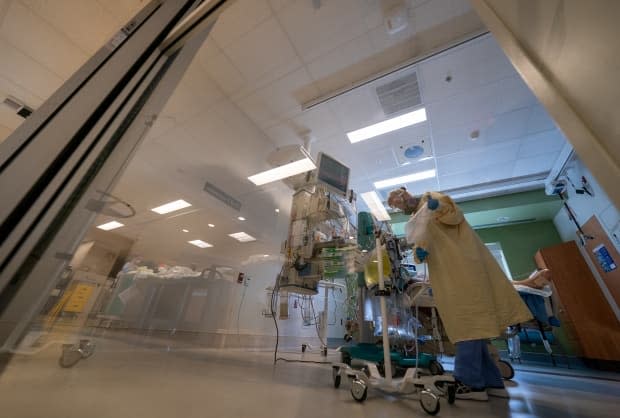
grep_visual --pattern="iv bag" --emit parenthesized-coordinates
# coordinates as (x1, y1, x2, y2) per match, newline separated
(363, 246, 392, 287)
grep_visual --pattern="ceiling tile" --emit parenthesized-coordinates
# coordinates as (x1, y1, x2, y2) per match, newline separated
(195, 36, 222, 64)
(366, 16, 416, 53)
(275, 0, 370, 62)
(292, 105, 341, 142)
(436, 139, 521, 177)
(235, 67, 319, 129)
(0, 39, 64, 99)
(210, 0, 273, 47)
(485, 106, 530, 142)
(368, 156, 437, 185)
(1, 1, 88, 79)
(493, 75, 538, 115)
(418, 35, 515, 104)
(0, 105, 24, 130)
(223, 17, 301, 86)
(96, 0, 145, 26)
(0, 123, 12, 143)
(439, 160, 516, 191)
(0, 73, 44, 107)
(512, 152, 558, 177)
(412, 0, 460, 33)
(526, 104, 557, 134)
(200, 51, 246, 96)
(517, 130, 565, 159)
(263, 105, 342, 147)
(327, 87, 383, 132)
(159, 61, 224, 124)
(425, 81, 500, 129)
(263, 122, 301, 147)
(431, 120, 488, 156)
(306, 33, 376, 85)
(268, 0, 296, 13)
(21, 0, 121, 54)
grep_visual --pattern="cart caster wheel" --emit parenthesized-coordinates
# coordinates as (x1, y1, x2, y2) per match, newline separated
(59, 344, 82, 368)
(378, 361, 398, 378)
(351, 379, 367, 402)
(428, 359, 444, 375)
(447, 383, 456, 404)
(332, 367, 341, 388)
(420, 390, 440, 415)
(79, 340, 95, 359)
(498, 359, 515, 380)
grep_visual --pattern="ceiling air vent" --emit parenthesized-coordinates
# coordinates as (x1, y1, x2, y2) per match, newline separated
(375, 71, 421, 116)
(3, 96, 33, 118)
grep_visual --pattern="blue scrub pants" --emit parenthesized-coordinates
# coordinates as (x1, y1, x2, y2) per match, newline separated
(453, 339, 504, 389)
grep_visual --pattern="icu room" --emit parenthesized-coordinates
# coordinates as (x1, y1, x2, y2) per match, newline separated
(0, 1, 619, 417)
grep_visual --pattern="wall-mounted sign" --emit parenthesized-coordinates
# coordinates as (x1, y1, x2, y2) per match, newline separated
(593, 244, 617, 273)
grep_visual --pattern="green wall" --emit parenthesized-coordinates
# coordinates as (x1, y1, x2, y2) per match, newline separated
(476, 221, 563, 279)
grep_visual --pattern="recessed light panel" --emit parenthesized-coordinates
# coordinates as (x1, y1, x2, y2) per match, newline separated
(347, 108, 427, 143)
(97, 221, 124, 231)
(248, 158, 316, 186)
(150, 199, 192, 214)
(228, 232, 256, 242)
(188, 240, 212, 248)
(373, 169, 436, 189)
(360, 191, 391, 221)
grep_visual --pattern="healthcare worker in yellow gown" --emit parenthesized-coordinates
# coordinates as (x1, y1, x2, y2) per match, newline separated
(388, 187, 532, 401)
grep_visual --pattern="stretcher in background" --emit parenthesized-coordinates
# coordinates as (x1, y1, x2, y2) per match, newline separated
(505, 282, 567, 367)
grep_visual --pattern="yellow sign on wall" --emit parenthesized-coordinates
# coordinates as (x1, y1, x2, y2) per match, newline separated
(63, 283, 95, 313)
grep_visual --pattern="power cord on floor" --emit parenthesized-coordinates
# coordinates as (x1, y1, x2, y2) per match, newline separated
(271, 271, 331, 366)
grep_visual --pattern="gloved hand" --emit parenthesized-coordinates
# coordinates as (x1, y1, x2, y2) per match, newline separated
(427, 197, 439, 210)
(415, 247, 429, 262)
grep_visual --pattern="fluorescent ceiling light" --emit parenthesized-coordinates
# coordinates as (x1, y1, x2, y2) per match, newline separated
(181, 228, 189, 233)
(188, 239, 212, 248)
(237, 216, 246, 221)
(374, 169, 436, 189)
(275, 208, 280, 213)
(248, 158, 316, 186)
(208, 223, 215, 228)
(97, 221, 124, 231)
(229, 232, 256, 242)
(151, 199, 192, 214)
(360, 191, 391, 222)
(347, 108, 427, 143)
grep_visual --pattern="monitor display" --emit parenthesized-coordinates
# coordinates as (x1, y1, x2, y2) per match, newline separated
(316, 152, 350, 196)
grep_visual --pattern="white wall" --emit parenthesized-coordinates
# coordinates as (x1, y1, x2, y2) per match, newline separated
(553, 156, 620, 320)
(237, 261, 347, 340)
(553, 158, 620, 253)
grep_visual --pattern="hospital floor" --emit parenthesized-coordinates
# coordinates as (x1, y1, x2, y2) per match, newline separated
(1, 337, 619, 418)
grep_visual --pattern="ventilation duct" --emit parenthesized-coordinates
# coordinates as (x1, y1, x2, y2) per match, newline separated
(375, 71, 421, 116)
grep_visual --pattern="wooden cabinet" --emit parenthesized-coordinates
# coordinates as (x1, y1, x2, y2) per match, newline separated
(535, 241, 620, 366)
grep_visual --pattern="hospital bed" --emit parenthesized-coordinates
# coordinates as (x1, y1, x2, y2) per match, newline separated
(506, 282, 565, 367)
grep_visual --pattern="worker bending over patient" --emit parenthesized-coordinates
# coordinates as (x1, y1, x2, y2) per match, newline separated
(388, 187, 531, 401)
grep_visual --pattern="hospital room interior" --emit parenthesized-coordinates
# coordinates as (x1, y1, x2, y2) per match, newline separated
(1, 0, 619, 417)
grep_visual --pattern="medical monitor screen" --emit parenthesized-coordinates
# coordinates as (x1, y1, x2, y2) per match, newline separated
(316, 152, 349, 196)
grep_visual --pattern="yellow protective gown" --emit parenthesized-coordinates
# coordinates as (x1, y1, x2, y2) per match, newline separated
(406, 192, 532, 343)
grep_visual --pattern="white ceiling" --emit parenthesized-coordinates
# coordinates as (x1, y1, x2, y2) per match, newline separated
(0, 0, 568, 268)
